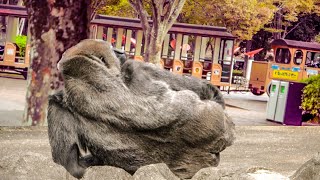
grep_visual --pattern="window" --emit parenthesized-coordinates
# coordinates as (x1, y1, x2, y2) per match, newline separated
(204, 38, 215, 61)
(275, 48, 291, 64)
(180, 35, 193, 61)
(293, 50, 303, 65)
(306, 51, 320, 68)
(219, 39, 233, 62)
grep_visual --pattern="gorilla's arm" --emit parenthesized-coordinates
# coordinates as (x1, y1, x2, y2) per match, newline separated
(47, 93, 87, 179)
(121, 60, 225, 108)
(64, 77, 182, 131)
(61, 56, 184, 131)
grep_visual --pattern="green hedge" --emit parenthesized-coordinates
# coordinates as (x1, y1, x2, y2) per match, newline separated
(15, 35, 27, 57)
(301, 75, 320, 120)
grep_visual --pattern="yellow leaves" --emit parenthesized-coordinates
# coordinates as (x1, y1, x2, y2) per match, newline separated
(180, 0, 276, 40)
(98, 0, 135, 17)
(315, 33, 320, 43)
(277, 0, 315, 21)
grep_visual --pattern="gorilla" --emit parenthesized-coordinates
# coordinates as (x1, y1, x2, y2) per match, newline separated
(47, 39, 235, 179)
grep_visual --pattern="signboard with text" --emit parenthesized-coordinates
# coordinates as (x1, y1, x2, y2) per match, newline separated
(272, 70, 299, 81)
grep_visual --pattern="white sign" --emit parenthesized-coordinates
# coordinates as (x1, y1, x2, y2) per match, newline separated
(7, 49, 14, 55)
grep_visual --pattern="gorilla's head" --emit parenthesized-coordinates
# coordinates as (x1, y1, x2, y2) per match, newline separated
(58, 39, 121, 79)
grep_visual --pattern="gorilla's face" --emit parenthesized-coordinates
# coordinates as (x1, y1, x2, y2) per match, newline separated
(58, 39, 120, 72)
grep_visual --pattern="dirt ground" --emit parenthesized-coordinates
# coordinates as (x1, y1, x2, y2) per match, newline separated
(0, 126, 319, 179)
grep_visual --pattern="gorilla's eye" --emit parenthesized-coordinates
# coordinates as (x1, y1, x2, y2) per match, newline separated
(100, 57, 106, 64)
(100, 56, 110, 68)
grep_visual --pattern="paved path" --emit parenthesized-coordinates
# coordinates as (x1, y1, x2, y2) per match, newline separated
(223, 92, 279, 126)
(0, 76, 27, 126)
(0, 76, 275, 126)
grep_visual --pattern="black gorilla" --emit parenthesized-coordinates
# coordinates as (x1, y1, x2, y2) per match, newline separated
(47, 39, 235, 179)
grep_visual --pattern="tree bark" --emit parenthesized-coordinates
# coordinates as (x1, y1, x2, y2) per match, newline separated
(273, 10, 282, 40)
(23, 0, 91, 126)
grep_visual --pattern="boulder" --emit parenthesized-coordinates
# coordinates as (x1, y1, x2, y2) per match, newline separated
(291, 153, 320, 180)
(83, 166, 133, 180)
(0, 152, 66, 180)
(133, 163, 180, 180)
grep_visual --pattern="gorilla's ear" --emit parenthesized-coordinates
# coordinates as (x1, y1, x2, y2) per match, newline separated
(113, 48, 127, 65)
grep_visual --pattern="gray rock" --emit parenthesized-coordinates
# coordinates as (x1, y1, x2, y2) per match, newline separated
(291, 153, 320, 180)
(82, 166, 133, 180)
(133, 163, 180, 180)
(0, 152, 66, 180)
(191, 167, 222, 180)
(191, 167, 288, 180)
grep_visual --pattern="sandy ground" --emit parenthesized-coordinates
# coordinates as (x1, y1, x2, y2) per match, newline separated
(0, 126, 319, 179)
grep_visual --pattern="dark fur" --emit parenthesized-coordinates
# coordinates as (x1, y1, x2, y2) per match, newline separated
(121, 59, 225, 108)
(47, 39, 235, 179)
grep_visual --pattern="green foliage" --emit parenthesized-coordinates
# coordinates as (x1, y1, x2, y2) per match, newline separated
(232, 69, 244, 76)
(15, 35, 27, 57)
(98, 0, 136, 17)
(301, 74, 320, 118)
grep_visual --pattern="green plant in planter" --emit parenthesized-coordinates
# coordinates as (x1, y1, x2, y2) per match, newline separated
(15, 35, 27, 57)
(301, 75, 320, 122)
(232, 69, 243, 76)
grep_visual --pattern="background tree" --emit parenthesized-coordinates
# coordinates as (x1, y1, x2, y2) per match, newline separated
(251, 10, 320, 60)
(128, 0, 186, 64)
(180, 0, 275, 41)
(285, 13, 320, 42)
(24, 0, 91, 125)
(97, 0, 136, 18)
(266, 0, 316, 39)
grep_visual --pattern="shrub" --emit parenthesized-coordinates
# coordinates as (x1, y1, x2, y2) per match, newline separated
(301, 75, 320, 121)
(15, 35, 27, 57)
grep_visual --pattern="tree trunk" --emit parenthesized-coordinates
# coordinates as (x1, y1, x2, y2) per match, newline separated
(147, 35, 163, 64)
(23, 0, 91, 126)
(273, 10, 282, 40)
(129, 0, 186, 64)
(146, 23, 166, 64)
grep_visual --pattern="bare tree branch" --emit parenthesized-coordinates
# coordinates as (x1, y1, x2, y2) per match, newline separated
(164, 0, 186, 32)
(283, 18, 305, 38)
(90, 0, 105, 20)
(129, 0, 151, 33)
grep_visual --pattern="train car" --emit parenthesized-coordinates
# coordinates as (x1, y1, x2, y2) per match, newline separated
(0, 4, 29, 79)
(0, 4, 236, 86)
(249, 39, 320, 95)
(91, 15, 236, 89)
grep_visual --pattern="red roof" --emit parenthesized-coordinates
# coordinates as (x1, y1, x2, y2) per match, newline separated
(244, 48, 263, 57)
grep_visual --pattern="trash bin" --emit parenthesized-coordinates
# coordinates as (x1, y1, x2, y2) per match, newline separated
(266, 80, 281, 121)
(266, 80, 306, 125)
